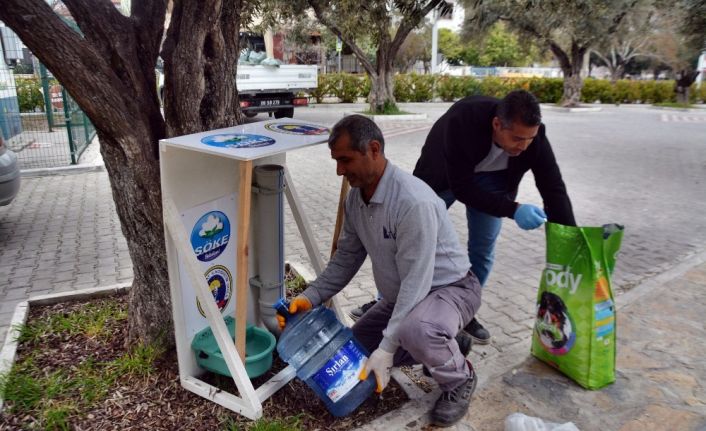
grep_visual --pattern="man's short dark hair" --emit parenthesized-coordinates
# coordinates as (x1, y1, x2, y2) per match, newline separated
(328, 114, 385, 154)
(497, 90, 542, 128)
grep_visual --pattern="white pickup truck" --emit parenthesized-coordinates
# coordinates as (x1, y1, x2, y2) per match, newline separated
(237, 62, 317, 119)
(157, 33, 317, 119)
(237, 33, 317, 118)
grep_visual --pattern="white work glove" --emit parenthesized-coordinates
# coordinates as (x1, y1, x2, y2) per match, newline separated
(359, 347, 394, 393)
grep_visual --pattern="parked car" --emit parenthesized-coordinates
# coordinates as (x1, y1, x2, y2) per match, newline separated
(0, 135, 21, 206)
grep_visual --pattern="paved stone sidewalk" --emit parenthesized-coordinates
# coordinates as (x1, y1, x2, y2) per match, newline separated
(1, 104, 705, 428)
(3, 104, 706, 350)
(451, 251, 706, 431)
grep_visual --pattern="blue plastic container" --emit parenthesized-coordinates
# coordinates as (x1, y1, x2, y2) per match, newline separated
(274, 299, 376, 417)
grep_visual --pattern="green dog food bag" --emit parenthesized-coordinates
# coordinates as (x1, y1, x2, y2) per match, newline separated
(531, 223, 624, 389)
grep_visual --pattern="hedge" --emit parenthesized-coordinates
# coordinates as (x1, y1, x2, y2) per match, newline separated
(307, 73, 706, 105)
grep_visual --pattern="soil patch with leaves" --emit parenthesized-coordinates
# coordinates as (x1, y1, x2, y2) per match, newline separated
(0, 293, 408, 430)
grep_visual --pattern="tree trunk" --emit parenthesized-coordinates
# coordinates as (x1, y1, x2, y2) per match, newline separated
(561, 72, 583, 106)
(99, 131, 170, 346)
(368, 45, 396, 113)
(676, 88, 690, 105)
(368, 70, 396, 113)
(365, 30, 396, 113)
(162, 0, 242, 135)
(550, 40, 586, 107)
(610, 64, 625, 83)
(1, 0, 243, 348)
(675, 69, 699, 105)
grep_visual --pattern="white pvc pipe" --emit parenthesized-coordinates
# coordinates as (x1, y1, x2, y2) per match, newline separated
(251, 165, 286, 334)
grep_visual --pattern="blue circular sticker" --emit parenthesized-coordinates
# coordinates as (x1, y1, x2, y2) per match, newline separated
(197, 265, 233, 317)
(264, 123, 329, 135)
(190, 211, 231, 262)
(200, 133, 275, 148)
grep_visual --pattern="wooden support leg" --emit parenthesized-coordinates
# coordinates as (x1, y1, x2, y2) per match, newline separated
(235, 160, 253, 362)
(330, 178, 350, 258)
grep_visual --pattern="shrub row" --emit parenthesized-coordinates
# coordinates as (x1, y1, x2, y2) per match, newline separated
(13, 73, 706, 112)
(309, 73, 706, 105)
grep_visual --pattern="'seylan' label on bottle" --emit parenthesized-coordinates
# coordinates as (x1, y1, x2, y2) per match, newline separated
(311, 339, 368, 402)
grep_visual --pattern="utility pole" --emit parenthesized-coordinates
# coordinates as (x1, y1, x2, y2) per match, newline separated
(697, 49, 705, 88)
(431, 9, 439, 74)
(336, 37, 342, 72)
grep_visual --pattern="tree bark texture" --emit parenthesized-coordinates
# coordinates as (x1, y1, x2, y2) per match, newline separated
(550, 40, 586, 107)
(162, 0, 243, 136)
(368, 34, 396, 112)
(1, 0, 243, 347)
(675, 70, 699, 105)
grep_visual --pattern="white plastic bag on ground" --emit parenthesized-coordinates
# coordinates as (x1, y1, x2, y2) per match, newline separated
(504, 413, 580, 431)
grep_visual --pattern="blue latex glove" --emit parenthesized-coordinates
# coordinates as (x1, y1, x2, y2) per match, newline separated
(514, 204, 547, 230)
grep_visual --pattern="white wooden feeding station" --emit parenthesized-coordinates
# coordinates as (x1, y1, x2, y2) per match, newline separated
(159, 119, 346, 420)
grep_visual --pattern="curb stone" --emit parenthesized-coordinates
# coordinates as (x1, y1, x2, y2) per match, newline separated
(542, 105, 603, 113)
(21, 163, 105, 177)
(344, 112, 428, 122)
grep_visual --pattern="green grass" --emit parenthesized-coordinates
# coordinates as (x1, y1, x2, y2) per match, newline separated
(0, 298, 162, 430)
(43, 401, 75, 431)
(361, 101, 411, 115)
(285, 273, 307, 297)
(653, 102, 696, 109)
(222, 415, 305, 431)
(111, 343, 161, 377)
(16, 300, 127, 345)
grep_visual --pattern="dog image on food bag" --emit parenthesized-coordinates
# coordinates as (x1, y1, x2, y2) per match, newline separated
(535, 292, 574, 352)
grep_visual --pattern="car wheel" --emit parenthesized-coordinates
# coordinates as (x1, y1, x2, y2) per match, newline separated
(274, 108, 294, 119)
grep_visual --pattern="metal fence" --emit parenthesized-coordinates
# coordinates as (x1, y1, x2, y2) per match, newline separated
(1, 56, 95, 170)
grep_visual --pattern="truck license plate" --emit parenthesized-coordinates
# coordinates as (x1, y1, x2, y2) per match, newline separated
(260, 100, 281, 106)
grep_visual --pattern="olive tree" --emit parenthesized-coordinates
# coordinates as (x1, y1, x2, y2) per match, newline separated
(0, 0, 247, 346)
(461, 0, 642, 106)
(258, 0, 450, 113)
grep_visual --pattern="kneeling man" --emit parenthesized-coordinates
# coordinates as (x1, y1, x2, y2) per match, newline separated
(278, 115, 482, 427)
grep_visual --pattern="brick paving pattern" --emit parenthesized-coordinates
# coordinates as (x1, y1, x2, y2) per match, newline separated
(2, 104, 706, 359)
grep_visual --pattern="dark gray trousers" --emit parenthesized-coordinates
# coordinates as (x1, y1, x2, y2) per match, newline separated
(352, 271, 482, 391)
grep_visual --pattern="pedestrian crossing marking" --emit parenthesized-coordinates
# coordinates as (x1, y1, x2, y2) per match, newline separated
(378, 122, 432, 139)
(660, 114, 706, 123)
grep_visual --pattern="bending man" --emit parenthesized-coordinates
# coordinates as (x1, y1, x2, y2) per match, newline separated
(413, 90, 576, 343)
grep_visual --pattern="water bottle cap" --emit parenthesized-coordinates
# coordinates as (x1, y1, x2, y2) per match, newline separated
(273, 297, 291, 320)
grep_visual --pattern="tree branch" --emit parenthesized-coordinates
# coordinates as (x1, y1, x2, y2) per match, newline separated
(391, 0, 443, 58)
(0, 2, 117, 127)
(307, 0, 377, 75)
(548, 40, 572, 72)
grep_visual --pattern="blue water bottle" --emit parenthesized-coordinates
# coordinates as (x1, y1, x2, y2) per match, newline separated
(274, 298, 376, 417)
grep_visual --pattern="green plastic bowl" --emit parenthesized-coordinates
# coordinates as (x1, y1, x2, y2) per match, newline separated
(191, 316, 276, 378)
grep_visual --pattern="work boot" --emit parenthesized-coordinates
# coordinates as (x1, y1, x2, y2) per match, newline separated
(464, 317, 490, 344)
(348, 300, 377, 321)
(423, 331, 472, 377)
(429, 362, 477, 427)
